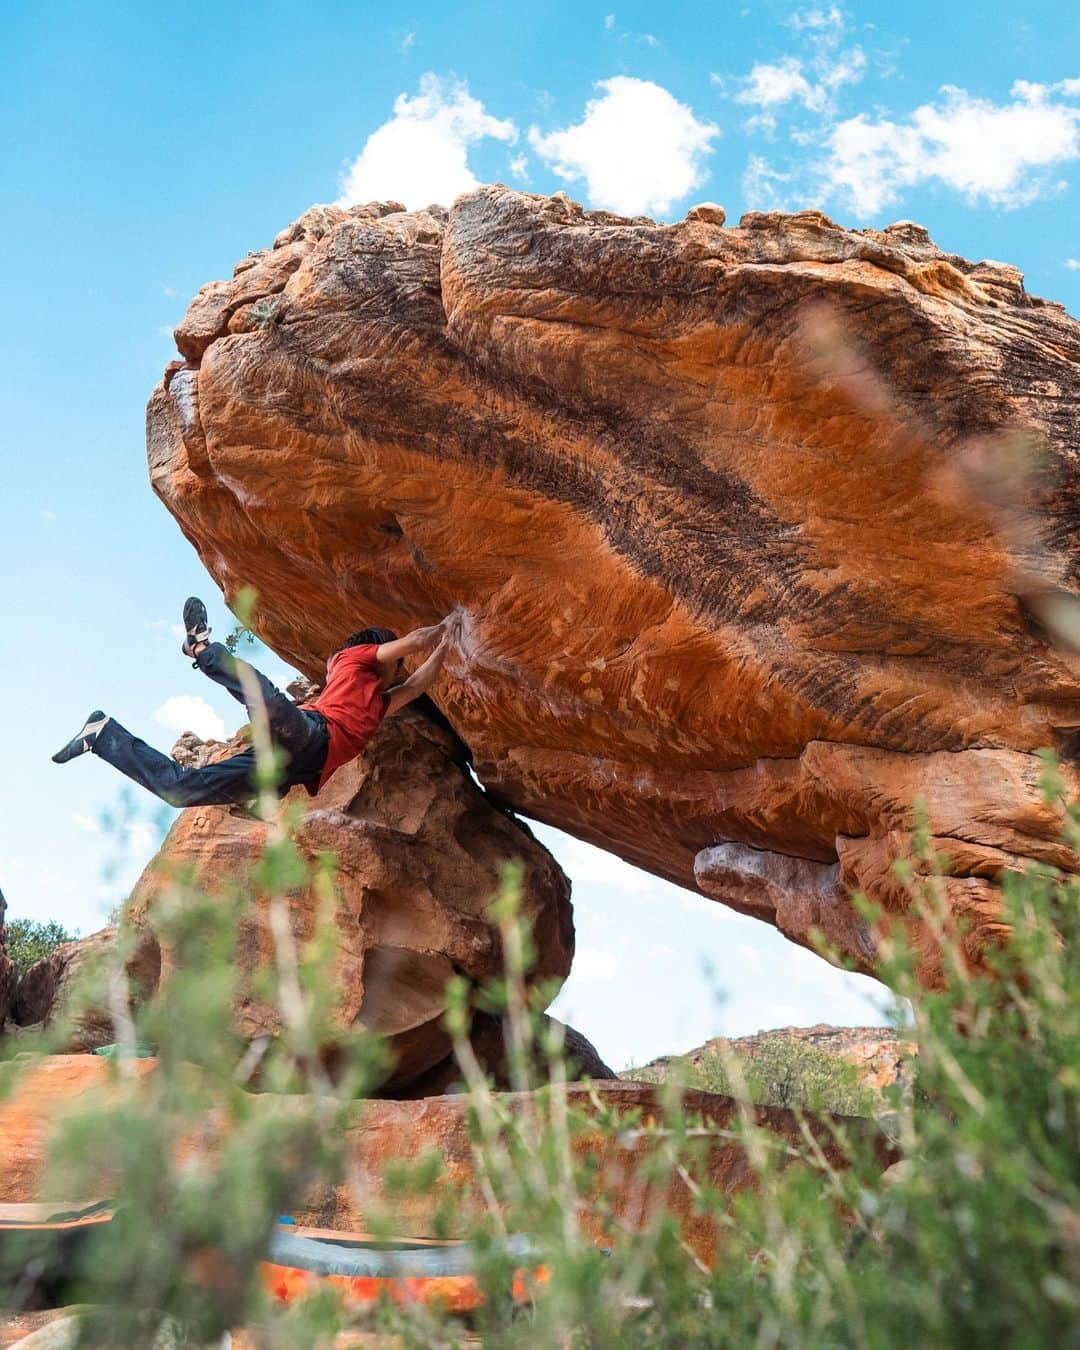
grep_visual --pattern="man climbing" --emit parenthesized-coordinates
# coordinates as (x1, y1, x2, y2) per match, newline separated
(52, 597, 458, 808)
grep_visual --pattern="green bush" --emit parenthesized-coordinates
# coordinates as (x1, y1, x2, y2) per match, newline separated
(3, 917, 76, 976)
(630, 1034, 881, 1116)
(1, 729, 1076, 1346)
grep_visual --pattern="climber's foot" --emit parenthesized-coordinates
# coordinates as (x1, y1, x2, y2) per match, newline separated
(52, 711, 108, 764)
(181, 596, 211, 662)
(228, 802, 263, 823)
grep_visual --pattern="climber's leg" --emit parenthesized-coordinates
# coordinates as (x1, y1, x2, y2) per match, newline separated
(193, 643, 325, 766)
(89, 716, 260, 807)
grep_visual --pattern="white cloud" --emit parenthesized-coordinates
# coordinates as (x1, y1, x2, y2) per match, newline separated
(743, 112, 779, 138)
(126, 821, 158, 854)
(604, 13, 615, 30)
(338, 73, 517, 210)
(823, 81, 1080, 215)
(528, 76, 719, 216)
(154, 695, 226, 742)
(399, 30, 415, 55)
(736, 49, 865, 115)
(40, 508, 57, 522)
(742, 153, 798, 209)
(734, 0, 864, 118)
(821, 46, 866, 94)
(1066, 258, 1080, 270)
(72, 811, 101, 835)
(508, 152, 530, 182)
(160, 283, 179, 298)
(571, 948, 619, 985)
(737, 56, 820, 111)
(786, 4, 845, 33)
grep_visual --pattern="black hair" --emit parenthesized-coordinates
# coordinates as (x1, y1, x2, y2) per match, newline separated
(341, 626, 398, 649)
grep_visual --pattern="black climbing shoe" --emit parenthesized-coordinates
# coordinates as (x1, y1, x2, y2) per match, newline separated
(52, 711, 108, 764)
(182, 596, 211, 662)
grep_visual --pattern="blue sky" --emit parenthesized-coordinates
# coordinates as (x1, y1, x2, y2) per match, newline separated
(2, 0, 1077, 1068)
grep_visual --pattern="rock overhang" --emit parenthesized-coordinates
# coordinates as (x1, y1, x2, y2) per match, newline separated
(147, 185, 1080, 983)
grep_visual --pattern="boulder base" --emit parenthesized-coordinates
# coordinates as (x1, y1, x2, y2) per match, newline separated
(126, 705, 573, 1092)
(0, 1057, 889, 1266)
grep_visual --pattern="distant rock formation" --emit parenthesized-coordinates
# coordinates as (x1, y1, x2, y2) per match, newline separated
(9, 927, 159, 1051)
(148, 186, 1080, 985)
(634, 1023, 914, 1098)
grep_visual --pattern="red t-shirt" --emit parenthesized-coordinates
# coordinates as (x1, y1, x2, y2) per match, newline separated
(301, 644, 388, 791)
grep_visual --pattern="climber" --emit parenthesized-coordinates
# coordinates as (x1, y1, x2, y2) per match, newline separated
(52, 597, 459, 809)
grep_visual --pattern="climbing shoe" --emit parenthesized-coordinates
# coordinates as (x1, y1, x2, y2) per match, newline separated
(52, 711, 108, 763)
(182, 596, 211, 662)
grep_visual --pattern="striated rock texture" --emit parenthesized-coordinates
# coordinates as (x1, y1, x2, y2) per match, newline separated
(148, 187, 1080, 983)
(126, 704, 573, 1092)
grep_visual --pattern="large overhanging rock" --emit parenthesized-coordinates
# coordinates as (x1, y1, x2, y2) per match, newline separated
(147, 187, 1080, 983)
(126, 704, 573, 1092)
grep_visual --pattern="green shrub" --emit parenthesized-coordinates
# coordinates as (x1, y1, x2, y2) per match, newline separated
(630, 1036, 879, 1116)
(3, 917, 76, 976)
(2, 724, 1076, 1346)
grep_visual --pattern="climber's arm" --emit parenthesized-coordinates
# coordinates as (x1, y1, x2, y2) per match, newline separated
(375, 617, 451, 671)
(384, 633, 451, 717)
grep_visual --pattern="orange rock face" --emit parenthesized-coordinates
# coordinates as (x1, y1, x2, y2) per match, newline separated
(0, 1057, 887, 1265)
(126, 704, 573, 1091)
(0, 1056, 156, 1205)
(10, 927, 160, 1050)
(147, 187, 1080, 982)
(293, 1080, 884, 1263)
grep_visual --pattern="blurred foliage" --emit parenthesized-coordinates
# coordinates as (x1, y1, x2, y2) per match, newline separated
(1, 718, 1078, 1344)
(224, 585, 259, 654)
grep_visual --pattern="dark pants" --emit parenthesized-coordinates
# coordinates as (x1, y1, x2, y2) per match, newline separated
(92, 643, 328, 808)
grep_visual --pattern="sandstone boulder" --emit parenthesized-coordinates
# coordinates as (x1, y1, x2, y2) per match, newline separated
(0, 1057, 889, 1266)
(9, 928, 160, 1050)
(147, 187, 1080, 984)
(126, 703, 573, 1092)
(401, 1013, 616, 1098)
